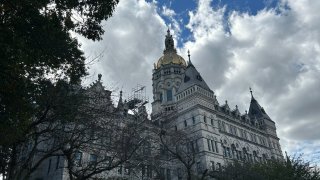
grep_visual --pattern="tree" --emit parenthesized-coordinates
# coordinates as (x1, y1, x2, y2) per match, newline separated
(0, 0, 119, 178)
(210, 153, 320, 180)
(158, 126, 201, 180)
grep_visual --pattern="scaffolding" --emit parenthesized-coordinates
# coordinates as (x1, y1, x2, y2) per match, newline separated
(127, 84, 149, 110)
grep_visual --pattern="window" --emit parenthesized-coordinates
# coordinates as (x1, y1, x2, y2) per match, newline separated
(195, 140, 200, 152)
(211, 140, 215, 152)
(211, 119, 214, 126)
(160, 168, 165, 179)
(160, 93, 163, 102)
(105, 156, 111, 165)
(215, 141, 219, 153)
(211, 161, 215, 171)
(167, 89, 173, 101)
(177, 168, 182, 180)
(217, 163, 221, 171)
(118, 165, 122, 174)
(204, 115, 207, 123)
(89, 154, 97, 165)
(184, 120, 187, 127)
(147, 165, 152, 177)
(47, 159, 51, 175)
(197, 162, 201, 174)
(207, 139, 211, 151)
(142, 165, 145, 176)
(124, 166, 130, 175)
(175, 125, 177, 131)
(56, 156, 60, 170)
(167, 169, 171, 180)
(74, 151, 82, 167)
(192, 116, 195, 124)
(222, 122, 226, 131)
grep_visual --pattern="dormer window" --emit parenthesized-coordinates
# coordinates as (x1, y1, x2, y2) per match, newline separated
(196, 75, 203, 81)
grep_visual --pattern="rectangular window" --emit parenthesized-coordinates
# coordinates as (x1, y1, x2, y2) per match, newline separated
(56, 156, 60, 170)
(192, 116, 195, 124)
(207, 139, 211, 151)
(211, 119, 214, 126)
(222, 122, 226, 131)
(211, 161, 215, 171)
(223, 146, 227, 157)
(118, 165, 122, 174)
(160, 168, 165, 179)
(125, 166, 130, 175)
(167, 169, 171, 180)
(74, 151, 82, 167)
(204, 116, 207, 123)
(89, 154, 97, 164)
(215, 141, 219, 153)
(47, 159, 51, 175)
(211, 140, 215, 152)
(177, 168, 182, 180)
(184, 120, 187, 127)
(147, 165, 152, 177)
(217, 163, 221, 171)
(142, 165, 145, 176)
(195, 140, 199, 152)
(197, 162, 201, 174)
(167, 89, 173, 101)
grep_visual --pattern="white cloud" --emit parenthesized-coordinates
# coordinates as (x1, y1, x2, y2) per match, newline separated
(182, 0, 320, 159)
(162, 5, 176, 17)
(79, 0, 167, 111)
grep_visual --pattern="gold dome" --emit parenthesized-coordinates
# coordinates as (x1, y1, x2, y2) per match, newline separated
(156, 52, 187, 69)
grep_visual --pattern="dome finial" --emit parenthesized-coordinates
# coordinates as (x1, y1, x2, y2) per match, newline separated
(188, 49, 193, 66)
(98, 74, 102, 81)
(164, 28, 176, 54)
(249, 87, 253, 97)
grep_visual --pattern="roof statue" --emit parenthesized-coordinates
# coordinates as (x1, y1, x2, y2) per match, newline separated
(98, 73, 102, 81)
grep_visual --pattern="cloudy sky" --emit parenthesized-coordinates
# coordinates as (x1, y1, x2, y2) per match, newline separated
(79, 0, 320, 164)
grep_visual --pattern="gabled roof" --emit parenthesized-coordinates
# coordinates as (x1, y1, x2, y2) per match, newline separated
(248, 96, 271, 120)
(177, 63, 212, 94)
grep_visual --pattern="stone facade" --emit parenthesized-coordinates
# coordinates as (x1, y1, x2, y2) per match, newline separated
(25, 30, 282, 180)
(151, 30, 283, 179)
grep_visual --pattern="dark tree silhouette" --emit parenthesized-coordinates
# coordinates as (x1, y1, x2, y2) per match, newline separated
(0, 0, 119, 179)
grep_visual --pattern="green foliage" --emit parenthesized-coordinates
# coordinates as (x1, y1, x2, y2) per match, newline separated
(0, 0, 118, 143)
(0, 0, 119, 178)
(211, 154, 320, 180)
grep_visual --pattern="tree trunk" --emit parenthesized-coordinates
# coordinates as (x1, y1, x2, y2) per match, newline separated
(8, 145, 17, 180)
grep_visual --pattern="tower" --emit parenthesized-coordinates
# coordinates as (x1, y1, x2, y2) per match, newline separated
(151, 29, 187, 121)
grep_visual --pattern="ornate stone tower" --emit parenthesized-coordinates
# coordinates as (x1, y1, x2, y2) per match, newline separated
(151, 29, 187, 120)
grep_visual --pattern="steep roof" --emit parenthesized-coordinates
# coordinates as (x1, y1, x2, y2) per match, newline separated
(177, 62, 212, 94)
(248, 96, 271, 120)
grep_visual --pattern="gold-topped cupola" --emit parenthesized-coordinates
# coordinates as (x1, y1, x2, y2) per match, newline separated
(155, 29, 186, 69)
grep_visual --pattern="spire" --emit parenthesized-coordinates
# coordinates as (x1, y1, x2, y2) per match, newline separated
(249, 87, 254, 98)
(248, 90, 271, 120)
(164, 29, 176, 54)
(117, 90, 124, 109)
(187, 49, 193, 66)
